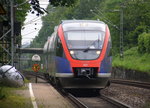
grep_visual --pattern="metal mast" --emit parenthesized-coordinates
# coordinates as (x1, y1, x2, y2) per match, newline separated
(120, 7, 124, 59)
(10, 0, 14, 66)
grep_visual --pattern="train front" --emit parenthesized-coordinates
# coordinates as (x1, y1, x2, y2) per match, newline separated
(56, 20, 112, 89)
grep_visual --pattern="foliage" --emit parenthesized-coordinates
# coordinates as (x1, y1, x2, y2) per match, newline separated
(0, 86, 32, 108)
(144, 33, 150, 53)
(30, 0, 150, 51)
(29, 0, 150, 72)
(0, 0, 30, 24)
(143, 101, 150, 108)
(138, 33, 146, 53)
(50, 0, 76, 7)
(91, 0, 123, 53)
(30, 5, 69, 48)
(15, 0, 30, 23)
(0, 0, 30, 64)
(123, 0, 150, 48)
(138, 33, 150, 53)
(113, 47, 150, 73)
(70, 0, 101, 19)
(128, 25, 148, 47)
(29, 0, 48, 16)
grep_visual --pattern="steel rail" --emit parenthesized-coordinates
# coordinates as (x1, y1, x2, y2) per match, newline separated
(111, 79, 150, 89)
(23, 71, 46, 81)
(67, 93, 88, 108)
(24, 71, 132, 108)
(71, 94, 131, 108)
(101, 94, 131, 108)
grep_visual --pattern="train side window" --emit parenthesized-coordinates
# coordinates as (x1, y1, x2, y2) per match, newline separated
(56, 36, 63, 57)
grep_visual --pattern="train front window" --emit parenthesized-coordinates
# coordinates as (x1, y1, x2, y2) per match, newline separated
(65, 31, 104, 50)
(64, 30, 105, 60)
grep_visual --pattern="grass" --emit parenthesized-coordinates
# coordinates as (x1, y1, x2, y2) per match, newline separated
(0, 85, 32, 108)
(143, 101, 150, 108)
(113, 47, 150, 74)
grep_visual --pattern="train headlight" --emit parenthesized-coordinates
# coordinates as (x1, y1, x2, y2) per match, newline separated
(70, 51, 74, 55)
(96, 51, 101, 54)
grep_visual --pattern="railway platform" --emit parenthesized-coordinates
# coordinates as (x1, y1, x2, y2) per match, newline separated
(21, 78, 74, 108)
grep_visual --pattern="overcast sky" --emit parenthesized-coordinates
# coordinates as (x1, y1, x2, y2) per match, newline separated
(21, 0, 49, 46)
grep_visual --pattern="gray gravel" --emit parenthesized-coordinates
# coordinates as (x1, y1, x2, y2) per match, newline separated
(101, 84, 150, 108)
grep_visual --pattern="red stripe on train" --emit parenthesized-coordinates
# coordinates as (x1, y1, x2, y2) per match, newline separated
(57, 24, 110, 70)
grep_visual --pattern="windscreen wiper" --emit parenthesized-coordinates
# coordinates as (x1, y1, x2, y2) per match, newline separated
(83, 39, 98, 52)
(83, 47, 90, 52)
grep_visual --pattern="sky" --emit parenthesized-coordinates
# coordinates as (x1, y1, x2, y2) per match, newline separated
(21, 0, 49, 46)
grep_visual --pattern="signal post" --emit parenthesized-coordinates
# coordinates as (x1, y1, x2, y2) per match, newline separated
(32, 54, 41, 83)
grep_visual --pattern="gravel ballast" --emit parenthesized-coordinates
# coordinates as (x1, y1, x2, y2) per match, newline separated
(101, 84, 150, 108)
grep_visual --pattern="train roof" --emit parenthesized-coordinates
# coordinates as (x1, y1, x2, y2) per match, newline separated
(61, 20, 106, 32)
(62, 20, 105, 24)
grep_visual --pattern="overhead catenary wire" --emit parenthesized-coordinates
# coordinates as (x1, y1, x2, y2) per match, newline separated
(14, 0, 31, 7)
(24, 17, 42, 25)
(91, 7, 124, 59)
(22, 30, 39, 36)
(91, 8, 120, 30)
(22, 38, 35, 39)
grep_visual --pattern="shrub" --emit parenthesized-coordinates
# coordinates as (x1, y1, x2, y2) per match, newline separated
(144, 33, 150, 53)
(129, 25, 147, 47)
(138, 33, 150, 53)
(138, 33, 146, 53)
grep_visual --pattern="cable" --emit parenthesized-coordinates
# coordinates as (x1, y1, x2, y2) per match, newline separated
(24, 17, 41, 25)
(14, 0, 31, 7)
(91, 8, 120, 30)
(22, 30, 38, 36)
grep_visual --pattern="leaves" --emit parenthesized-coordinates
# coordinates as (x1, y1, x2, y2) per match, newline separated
(138, 33, 150, 53)
(49, 0, 76, 7)
(29, 0, 48, 16)
(15, 0, 30, 23)
(30, 0, 150, 55)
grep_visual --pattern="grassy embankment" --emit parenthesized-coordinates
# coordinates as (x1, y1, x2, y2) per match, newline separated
(113, 47, 150, 74)
(0, 80, 32, 108)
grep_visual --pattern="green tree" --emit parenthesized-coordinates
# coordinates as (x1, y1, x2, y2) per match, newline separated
(15, 0, 30, 23)
(30, 0, 150, 56)
(123, 0, 150, 47)
(71, 0, 101, 19)
(138, 32, 150, 53)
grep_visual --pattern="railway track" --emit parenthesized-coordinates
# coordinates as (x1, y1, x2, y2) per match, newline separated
(23, 71, 150, 89)
(24, 71, 150, 108)
(100, 94, 130, 108)
(58, 89, 131, 108)
(23, 71, 46, 80)
(67, 93, 88, 108)
(111, 79, 150, 89)
(68, 93, 130, 108)
(24, 71, 131, 108)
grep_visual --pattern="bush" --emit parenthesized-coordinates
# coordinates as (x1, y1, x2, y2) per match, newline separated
(144, 33, 150, 53)
(138, 33, 145, 53)
(129, 25, 147, 47)
(138, 33, 150, 53)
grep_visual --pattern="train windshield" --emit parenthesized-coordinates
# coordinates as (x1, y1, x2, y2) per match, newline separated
(64, 30, 105, 60)
(65, 30, 105, 50)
